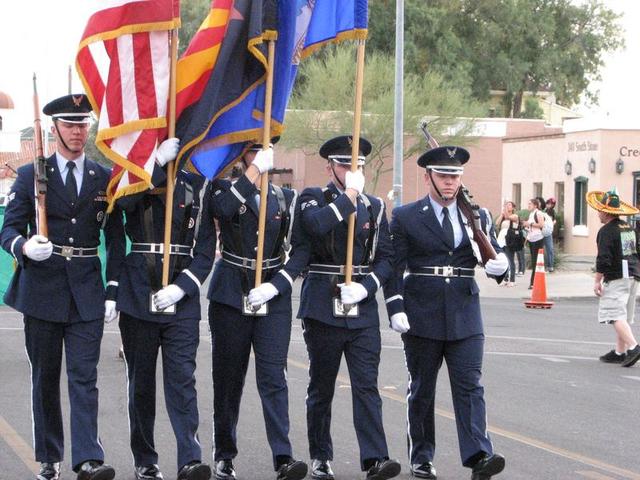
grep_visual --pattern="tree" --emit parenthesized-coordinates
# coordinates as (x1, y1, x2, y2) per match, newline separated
(459, 0, 624, 116)
(521, 97, 544, 119)
(85, 122, 111, 167)
(282, 44, 486, 193)
(178, 0, 210, 56)
(367, 0, 624, 116)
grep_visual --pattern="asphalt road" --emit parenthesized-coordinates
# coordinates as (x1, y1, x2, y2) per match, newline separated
(1, 291, 640, 480)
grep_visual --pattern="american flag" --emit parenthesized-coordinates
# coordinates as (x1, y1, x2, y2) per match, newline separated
(76, 0, 180, 209)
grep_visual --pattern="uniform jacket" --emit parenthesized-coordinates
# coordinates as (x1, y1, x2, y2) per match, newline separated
(115, 170, 216, 322)
(207, 174, 309, 313)
(0, 155, 124, 322)
(297, 182, 393, 329)
(384, 196, 502, 341)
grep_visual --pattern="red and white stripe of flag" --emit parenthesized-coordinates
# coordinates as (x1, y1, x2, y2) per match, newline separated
(76, 0, 179, 208)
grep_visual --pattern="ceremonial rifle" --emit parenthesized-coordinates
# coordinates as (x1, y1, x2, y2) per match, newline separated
(419, 121, 496, 264)
(32, 74, 48, 237)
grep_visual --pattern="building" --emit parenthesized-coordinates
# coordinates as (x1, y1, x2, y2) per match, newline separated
(487, 90, 582, 126)
(275, 117, 561, 217)
(0, 90, 57, 198)
(502, 120, 640, 255)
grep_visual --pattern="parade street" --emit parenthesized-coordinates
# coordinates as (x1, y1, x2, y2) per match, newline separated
(1, 283, 639, 480)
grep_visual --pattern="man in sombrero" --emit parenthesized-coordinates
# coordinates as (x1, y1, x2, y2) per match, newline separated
(587, 187, 640, 367)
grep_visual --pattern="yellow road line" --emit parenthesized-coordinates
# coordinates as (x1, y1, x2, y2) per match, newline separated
(576, 471, 618, 480)
(287, 357, 640, 480)
(0, 415, 38, 474)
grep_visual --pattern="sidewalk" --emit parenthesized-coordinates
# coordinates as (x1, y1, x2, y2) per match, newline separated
(476, 268, 597, 299)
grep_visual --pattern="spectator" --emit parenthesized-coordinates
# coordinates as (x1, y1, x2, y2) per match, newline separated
(586, 187, 640, 367)
(495, 201, 520, 287)
(523, 198, 545, 289)
(544, 197, 557, 272)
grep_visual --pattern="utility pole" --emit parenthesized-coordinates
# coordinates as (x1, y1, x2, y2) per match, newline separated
(392, 0, 404, 207)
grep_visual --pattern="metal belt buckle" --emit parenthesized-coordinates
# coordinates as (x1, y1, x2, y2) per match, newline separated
(242, 294, 268, 316)
(442, 266, 454, 277)
(61, 246, 74, 259)
(333, 297, 359, 318)
(149, 292, 176, 315)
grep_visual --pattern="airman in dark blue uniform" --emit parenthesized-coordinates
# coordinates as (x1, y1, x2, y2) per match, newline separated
(384, 146, 508, 480)
(207, 142, 309, 480)
(113, 139, 216, 480)
(0, 94, 122, 480)
(298, 136, 401, 480)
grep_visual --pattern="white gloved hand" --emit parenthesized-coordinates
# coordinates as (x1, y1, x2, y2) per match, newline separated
(104, 300, 119, 324)
(156, 137, 180, 167)
(252, 147, 274, 173)
(23, 235, 53, 261)
(390, 312, 410, 333)
(345, 170, 365, 194)
(338, 282, 368, 305)
(247, 282, 279, 308)
(485, 252, 509, 276)
(153, 284, 186, 310)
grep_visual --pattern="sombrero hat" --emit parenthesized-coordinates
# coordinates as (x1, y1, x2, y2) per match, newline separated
(586, 187, 639, 215)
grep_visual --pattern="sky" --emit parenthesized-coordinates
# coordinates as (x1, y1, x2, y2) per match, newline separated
(0, 1, 638, 130)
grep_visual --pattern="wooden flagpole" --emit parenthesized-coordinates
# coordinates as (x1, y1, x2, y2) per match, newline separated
(161, 27, 179, 286)
(344, 39, 366, 286)
(254, 38, 277, 289)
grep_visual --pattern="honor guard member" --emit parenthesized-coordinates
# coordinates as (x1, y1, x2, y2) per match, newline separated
(113, 138, 216, 480)
(207, 140, 309, 480)
(0, 94, 123, 480)
(298, 136, 401, 480)
(384, 146, 508, 480)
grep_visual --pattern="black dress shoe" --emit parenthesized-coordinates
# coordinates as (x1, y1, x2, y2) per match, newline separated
(37, 462, 60, 480)
(470, 453, 505, 480)
(214, 460, 236, 480)
(622, 345, 640, 367)
(311, 459, 334, 480)
(600, 349, 626, 363)
(410, 462, 436, 479)
(178, 461, 212, 480)
(76, 460, 116, 480)
(276, 458, 308, 480)
(135, 464, 164, 479)
(366, 459, 401, 480)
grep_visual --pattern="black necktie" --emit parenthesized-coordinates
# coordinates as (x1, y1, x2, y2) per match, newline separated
(442, 206, 454, 247)
(65, 161, 78, 203)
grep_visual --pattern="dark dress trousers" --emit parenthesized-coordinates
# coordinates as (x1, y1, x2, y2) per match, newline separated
(384, 196, 501, 467)
(297, 182, 393, 470)
(115, 170, 216, 471)
(207, 174, 309, 469)
(0, 154, 124, 469)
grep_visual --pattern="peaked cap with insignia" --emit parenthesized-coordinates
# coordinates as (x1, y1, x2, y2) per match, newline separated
(586, 186, 639, 216)
(417, 145, 469, 174)
(319, 135, 372, 166)
(43, 94, 92, 124)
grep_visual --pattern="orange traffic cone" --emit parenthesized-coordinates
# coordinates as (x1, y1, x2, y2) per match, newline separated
(525, 248, 554, 309)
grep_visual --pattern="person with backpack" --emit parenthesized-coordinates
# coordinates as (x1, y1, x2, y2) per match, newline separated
(496, 201, 521, 287)
(523, 198, 546, 289)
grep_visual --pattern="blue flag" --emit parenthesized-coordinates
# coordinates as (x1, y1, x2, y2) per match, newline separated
(176, 0, 368, 179)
